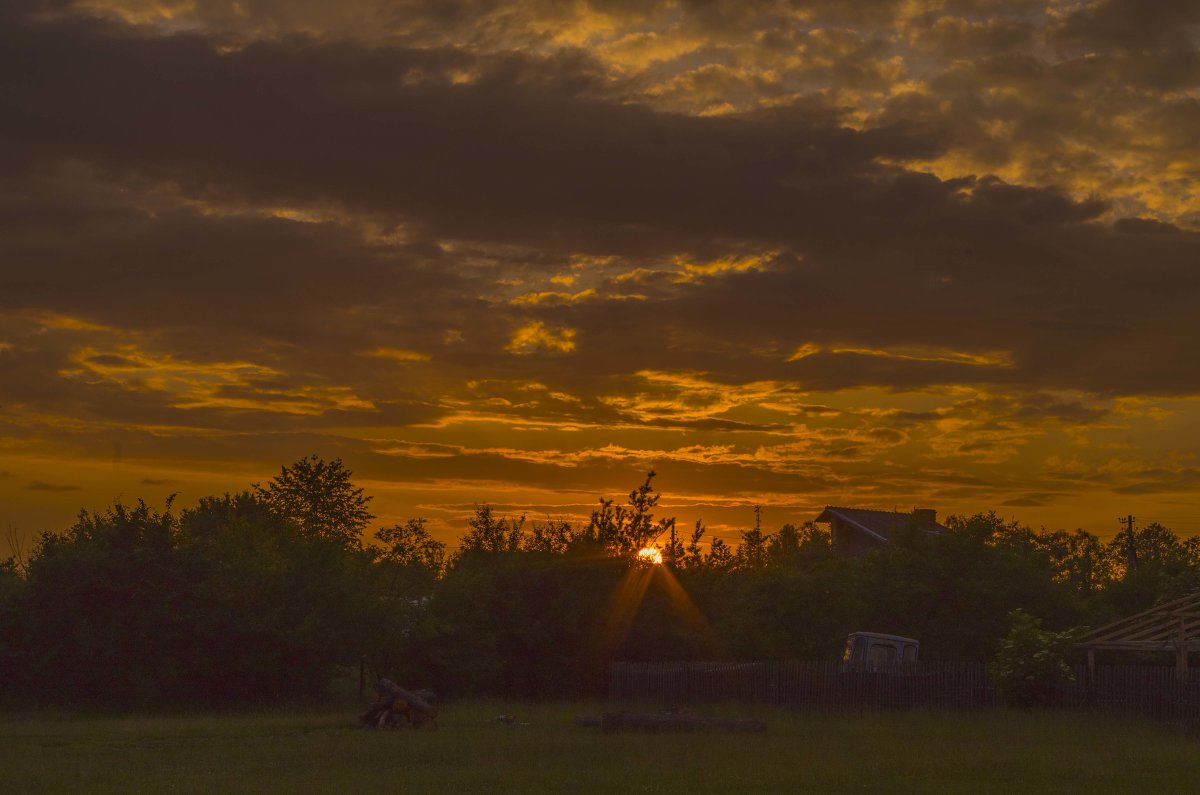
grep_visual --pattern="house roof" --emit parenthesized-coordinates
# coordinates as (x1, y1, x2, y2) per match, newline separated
(1076, 591, 1200, 652)
(814, 506, 950, 545)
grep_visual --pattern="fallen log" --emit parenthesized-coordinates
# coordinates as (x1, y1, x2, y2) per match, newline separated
(396, 687, 437, 719)
(377, 681, 436, 720)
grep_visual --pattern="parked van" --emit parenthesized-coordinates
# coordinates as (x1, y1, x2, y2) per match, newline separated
(842, 632, 919, 667)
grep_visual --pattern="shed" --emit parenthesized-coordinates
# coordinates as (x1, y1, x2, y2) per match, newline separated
(1075, 592, 1200, 683)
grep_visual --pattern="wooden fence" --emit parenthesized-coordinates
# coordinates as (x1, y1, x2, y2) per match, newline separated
(1063, 663, 1200, 721)
(609, 661, 994, 710)
(609, 660, 1200, 721)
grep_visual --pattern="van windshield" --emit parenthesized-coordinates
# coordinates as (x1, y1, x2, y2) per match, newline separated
(869, 643, 898, 665)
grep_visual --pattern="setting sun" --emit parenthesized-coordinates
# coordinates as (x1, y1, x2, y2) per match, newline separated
(637, 547, 663, 565)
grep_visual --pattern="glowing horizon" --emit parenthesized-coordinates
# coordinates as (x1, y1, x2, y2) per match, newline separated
(2, 1, 1199, 551)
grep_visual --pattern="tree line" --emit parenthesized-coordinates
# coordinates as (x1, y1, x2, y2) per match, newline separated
(2, 455, 1198, 709)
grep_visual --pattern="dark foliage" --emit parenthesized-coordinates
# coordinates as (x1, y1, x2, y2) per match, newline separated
(254, 454, 374, 550)
(4, 464, 1199, 709)
(7, 459, 380, 709)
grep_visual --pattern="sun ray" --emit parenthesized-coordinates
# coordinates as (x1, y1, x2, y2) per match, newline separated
(597, 562, 655, 656)
(655, 564, 724, 657)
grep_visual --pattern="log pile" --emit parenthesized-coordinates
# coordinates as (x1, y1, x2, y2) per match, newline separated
(395, 686, 438, 720)
(359, 680, 438, 730)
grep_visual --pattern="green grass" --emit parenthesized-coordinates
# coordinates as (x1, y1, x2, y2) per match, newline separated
(2, 702, 1198, 794)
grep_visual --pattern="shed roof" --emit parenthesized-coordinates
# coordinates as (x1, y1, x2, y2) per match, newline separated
(1076, 591, 1200, 652)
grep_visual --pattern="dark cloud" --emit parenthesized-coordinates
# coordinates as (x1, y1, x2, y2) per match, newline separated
(0, 12, 949, 251)
(911, 15, 1036, 58)
(84, 354, 145, 368)
(27, 481, 82, 492)
(1052, 0, 1200, 53)
(1000, 495, 1049, 508)
(1113, 217, 1182, 235)
(0, 1, 1198, 542)
(1113, 469, 1200, 496)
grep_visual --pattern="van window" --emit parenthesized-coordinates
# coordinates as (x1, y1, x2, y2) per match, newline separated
(903, 644, 918, 663)
(869, 643, 897, 665)
(843, 636, 857, 662)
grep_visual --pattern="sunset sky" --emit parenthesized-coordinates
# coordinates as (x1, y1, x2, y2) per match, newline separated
(2, 0, 1199, 550)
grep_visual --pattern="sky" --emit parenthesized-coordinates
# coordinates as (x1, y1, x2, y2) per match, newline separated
(2, 0, 1199, 551)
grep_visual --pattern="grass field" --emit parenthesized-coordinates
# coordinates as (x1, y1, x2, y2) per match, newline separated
(2, 701, 1199, 794)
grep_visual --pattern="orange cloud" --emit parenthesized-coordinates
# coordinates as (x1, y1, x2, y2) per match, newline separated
(506, 322, 578, 354)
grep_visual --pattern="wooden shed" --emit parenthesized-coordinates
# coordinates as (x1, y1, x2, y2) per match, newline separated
(1075, 592, 1200, 683)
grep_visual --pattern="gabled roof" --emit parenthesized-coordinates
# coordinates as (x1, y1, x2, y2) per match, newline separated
(814, 506, 950, 545)
(1076, 591, 1200, 651)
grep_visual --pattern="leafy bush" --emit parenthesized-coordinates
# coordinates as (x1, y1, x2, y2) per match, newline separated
(990, 609, 1077, 707)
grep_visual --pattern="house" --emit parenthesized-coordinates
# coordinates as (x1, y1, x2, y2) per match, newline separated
(814, 506, 949, 557)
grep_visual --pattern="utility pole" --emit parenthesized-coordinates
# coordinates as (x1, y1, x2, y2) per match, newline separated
(1120, 514, 1138, 573)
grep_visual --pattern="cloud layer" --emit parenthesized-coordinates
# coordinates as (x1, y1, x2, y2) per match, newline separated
(1, 0, 1198, 543)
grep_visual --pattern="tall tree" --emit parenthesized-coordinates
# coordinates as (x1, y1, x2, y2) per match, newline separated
(735, 506, 769, 570)
(524, 518, 575, 555)
(705, 536, 734, 571)
(1102, 522, 1200, 614)
(1034, 528, 1111, 598)
(254, 455, 373, 549)
(680, 519, 707, 569)
(585, 471, 674, 558)
(765, 521, 832, 569)
(375, 518, 446, 574)
(457, 505, 525, 556)
(20, 500, 194, 707)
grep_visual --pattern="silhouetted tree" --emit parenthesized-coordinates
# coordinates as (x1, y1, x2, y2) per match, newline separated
(1035, 528, 1111, 598)
(376, 518, 446, 574)
(681, 519, 707, 569)
(734, 506, 769, 570)
(373, 517, 446, 606)
(456, 505, 525, 557)
(706, 536, 734, 571)
(1102, 522, 1200, 615)
(177, 492, 379, 704)
(12, 457, 1200, 706)
(715, 556, 861, 659)
(584, 471, 674, 558)
(857, 528, 1079, 660)
(20, 500, 194, 707)
(413, 549, 622, 697)
(765, 521, 832, 568)
(661, 520, 685, 565)
(254, 454, 373, 549)
(524, 518, 575, 555)
(0, 557, 26, 706)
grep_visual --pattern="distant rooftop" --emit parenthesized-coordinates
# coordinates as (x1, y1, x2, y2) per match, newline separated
(814, 506, 949, 546)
